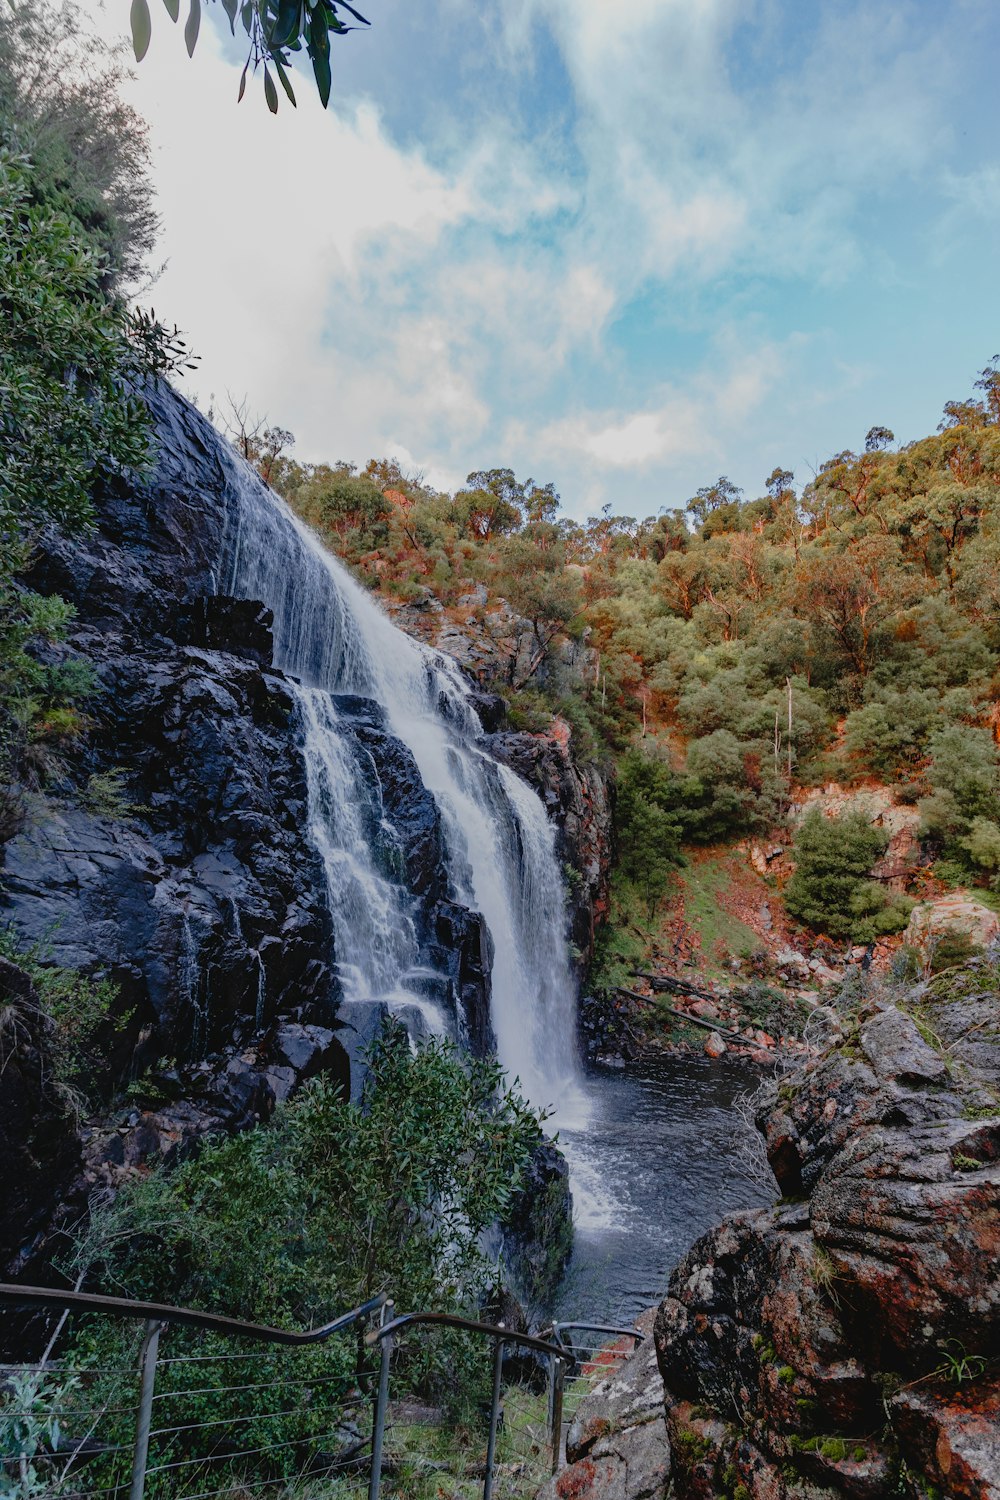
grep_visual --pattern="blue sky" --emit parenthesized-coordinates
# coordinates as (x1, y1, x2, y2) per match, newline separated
(110, 0, 1000, 520)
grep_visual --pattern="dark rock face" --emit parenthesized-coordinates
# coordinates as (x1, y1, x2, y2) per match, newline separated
(331, 695, 496, 1055)
(486, 724, 612, 972)
(653, 971, 1000, 1500)
(503, 1136, 573, 1317)
(1, 380, 600, 1280)
(0, 959, 81, 1276)
(1, 382, 350, 1268)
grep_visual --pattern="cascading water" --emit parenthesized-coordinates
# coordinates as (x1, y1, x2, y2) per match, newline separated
(220, 462, 585, 1125)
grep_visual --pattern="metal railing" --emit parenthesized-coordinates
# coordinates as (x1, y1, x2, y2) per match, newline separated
(365, 1310, 568, 1500)
(546, 1321, 645, 1440)
(0, 1285, 645, 1499)
(1, 1282, 387, 1500)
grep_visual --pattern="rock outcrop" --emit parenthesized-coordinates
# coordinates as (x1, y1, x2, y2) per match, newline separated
(1, 380, 597, 1277)
(904, 890, 1000, 960)
(537, 1310, 670, 1500)
(654, 959, 1000, 1499)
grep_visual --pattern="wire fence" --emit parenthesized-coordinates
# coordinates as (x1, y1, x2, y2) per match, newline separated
(0, 1287, 642, 1500)
(548, 1323, 643, 1443)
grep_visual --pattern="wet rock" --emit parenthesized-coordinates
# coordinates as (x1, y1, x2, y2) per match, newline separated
(503, 1136, 573, 1316)
(486, 727, 612, 972)
(0, 959, 81, 1277)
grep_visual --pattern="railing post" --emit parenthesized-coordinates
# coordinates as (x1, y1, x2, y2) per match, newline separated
(368, 1300, 393, 1500)
(482, 1336, 505, 1500)
(129, 1318, 161, 1500)
(546, 1332, 559, 1434)
(550, 1356, 565, 1474)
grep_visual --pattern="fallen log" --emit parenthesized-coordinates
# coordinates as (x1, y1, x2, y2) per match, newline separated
(615, 988, 745, 1044)
(631, 970, 716, 1002)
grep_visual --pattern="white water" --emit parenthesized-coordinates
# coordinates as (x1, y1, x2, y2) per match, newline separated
(220, 466, 589, 1130)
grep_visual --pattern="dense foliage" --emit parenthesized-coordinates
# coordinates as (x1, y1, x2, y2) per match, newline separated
(249, 360, 1000, 946)
(0, 2, 184, 841)
(784, 811, 913, 942)
(75, 1025, 544, 1321)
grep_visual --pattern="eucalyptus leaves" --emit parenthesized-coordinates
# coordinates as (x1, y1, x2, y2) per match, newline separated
(129, 0, 370, 112)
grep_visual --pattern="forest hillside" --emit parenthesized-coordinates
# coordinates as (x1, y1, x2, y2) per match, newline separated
(236, 373, 1000, 1021)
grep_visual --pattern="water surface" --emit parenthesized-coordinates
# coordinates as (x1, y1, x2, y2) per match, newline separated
(554, 1054, 775, 1326)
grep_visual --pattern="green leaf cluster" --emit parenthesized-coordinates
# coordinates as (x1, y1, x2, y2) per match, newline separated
(72, 1022, 545, 1338)
(0, 929, 121, 1112)
(131, 0, 370, 113)
(785, 810, 913, 942)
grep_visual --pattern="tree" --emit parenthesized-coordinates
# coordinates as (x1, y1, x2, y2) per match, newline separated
(130, 0, 370, 113)
(685, 475, 743, 532)
(453, 469, 558, 542)
(490, 523, 583, 686)
(919, 724, 1000, 884)
(785, 810, 911, 941)
(614, 748, 683, 911)
(76, 1024, 544, 1322)
(1, 0, 159, 288)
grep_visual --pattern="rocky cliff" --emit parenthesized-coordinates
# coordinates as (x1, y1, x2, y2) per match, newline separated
(0, 380, 606, 1278)
(655, 962, 1000, 1500)
(541, 962, 1000, 1500)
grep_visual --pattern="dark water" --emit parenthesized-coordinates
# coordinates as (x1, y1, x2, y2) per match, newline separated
(554, 1055, 775, 1326)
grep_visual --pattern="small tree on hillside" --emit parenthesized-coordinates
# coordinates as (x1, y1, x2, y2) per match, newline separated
(785, 809, 912, 941)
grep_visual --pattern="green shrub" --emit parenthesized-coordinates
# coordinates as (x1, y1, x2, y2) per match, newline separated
(614, 747, 683, 910)
(785, 810, 912, 941)
(71, 1022, 544, 1336)
(0, 929, 121, 1110)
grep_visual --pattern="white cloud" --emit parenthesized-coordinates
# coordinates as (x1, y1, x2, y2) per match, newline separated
(537, 340, 791, 485)
(92, 0, 998, 519)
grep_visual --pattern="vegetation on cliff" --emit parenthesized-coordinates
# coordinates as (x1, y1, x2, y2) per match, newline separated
(0, 0, 192, 843)
(240, 360, 1000, 978)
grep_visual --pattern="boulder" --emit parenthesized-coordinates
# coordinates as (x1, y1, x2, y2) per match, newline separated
(904, 891, 1000, 959)
(653, 969, 1000, 1499)
(536, 1311, 670, 1500)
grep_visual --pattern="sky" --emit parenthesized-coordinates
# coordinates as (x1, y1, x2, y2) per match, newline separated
(103, 0, 1000, 520)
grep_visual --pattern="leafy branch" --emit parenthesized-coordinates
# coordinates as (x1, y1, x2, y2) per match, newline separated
(130, 0, 371, 113)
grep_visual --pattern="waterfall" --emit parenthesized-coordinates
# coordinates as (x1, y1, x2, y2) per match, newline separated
(219, 464, 584, 1119)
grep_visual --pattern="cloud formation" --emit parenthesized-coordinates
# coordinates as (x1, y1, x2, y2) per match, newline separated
(106, 0, 1000, 517)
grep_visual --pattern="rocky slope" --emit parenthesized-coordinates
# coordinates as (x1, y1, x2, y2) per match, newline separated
(543, 960, 1000, 1500)
(657, 960, 1000, 1500)
(0, 380, 609, 1278)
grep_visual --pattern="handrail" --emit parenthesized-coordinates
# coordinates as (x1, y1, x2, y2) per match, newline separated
(549, 1320, 644, 1349)
(0, 1282, 387, 1346)
(366, 1309, 563, 1359)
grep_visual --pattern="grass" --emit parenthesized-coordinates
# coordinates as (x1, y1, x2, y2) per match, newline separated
(287, 1383, 553, 1500)
(667, 856, 765, 978)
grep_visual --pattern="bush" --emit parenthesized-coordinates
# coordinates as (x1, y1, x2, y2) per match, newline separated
(682, 730, 782, 842)
(0, 929, 121, 1111)
(784, 809, 912, 941)
(614, 747, 683, 910)
(72, 1024, 545, 1330)
(919, 725, 1000, 884)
